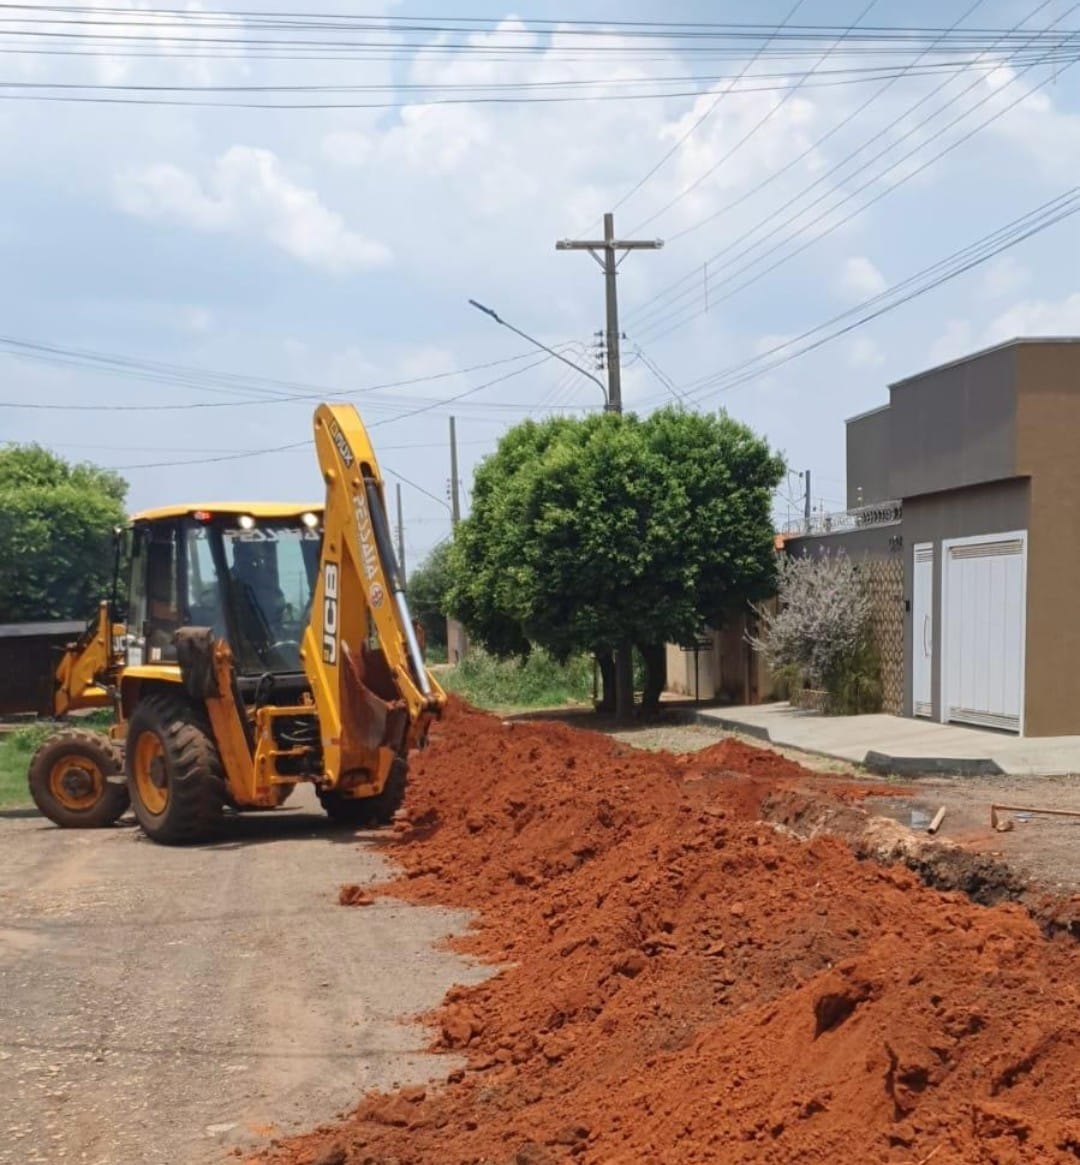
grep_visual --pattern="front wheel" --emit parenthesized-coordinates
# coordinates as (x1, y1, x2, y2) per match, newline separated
(318, 760, 407, 827)
(28, 729, 130, 828)
(126, 693, 226, 845)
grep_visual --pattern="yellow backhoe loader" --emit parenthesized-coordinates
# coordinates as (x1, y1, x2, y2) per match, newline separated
(26, 403, 445, 844)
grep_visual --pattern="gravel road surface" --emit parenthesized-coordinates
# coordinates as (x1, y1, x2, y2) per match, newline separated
(0, 791, 487, 1165)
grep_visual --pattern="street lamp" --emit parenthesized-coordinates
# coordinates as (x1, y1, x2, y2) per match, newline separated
(467, 299, 609, 409)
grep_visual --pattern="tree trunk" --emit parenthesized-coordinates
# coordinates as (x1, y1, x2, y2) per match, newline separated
(614, 641, 635, 724)
(595, 650, 615, 713)
(639, 642, 667, 716)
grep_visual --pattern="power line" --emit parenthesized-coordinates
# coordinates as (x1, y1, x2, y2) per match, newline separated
(626, 0, 879, 236)
(625, 0, 1057, 336)
(588, 0, 806, 234)
(7, 7, 1080, 48)
(639, 186, 1080, 409)
(0, 58, 1048, 93)
(0, 335, 590, 413)
(1, 65, 1047, 109)
(628, 343, 688, 405)
(632, 3, 1078, 346)
(633, 0, 987, 272)
(24, 437, 496, 456)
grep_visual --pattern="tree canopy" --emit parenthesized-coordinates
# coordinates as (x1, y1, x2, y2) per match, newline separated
(407, 539, 453, 649)
(447, 408, 784, 705)
(0, 444, 128, 623)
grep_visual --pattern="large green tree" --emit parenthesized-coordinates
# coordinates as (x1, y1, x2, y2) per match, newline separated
(448, 408, 784, 715)
(407, 539, 453, 649)
(0, 445, 128, 623)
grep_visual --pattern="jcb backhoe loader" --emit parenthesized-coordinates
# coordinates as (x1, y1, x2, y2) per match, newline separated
(26, 403, 446, 844)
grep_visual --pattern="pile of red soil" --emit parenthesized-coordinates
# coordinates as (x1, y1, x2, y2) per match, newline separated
(256, 701, 1080, 1164)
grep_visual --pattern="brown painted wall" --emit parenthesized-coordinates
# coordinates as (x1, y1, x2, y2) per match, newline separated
(901, 479, 1030, 720)
(846, 405, 891, 508)
(784, 525, 898, 561)
(1015, 342, 1080, 735)
(888, 345, 1017, 500)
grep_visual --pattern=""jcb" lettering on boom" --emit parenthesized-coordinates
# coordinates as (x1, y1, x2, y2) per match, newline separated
(322, 562, 339, 664)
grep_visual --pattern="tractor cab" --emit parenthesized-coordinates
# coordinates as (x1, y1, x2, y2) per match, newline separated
(124, 503, 323, 681)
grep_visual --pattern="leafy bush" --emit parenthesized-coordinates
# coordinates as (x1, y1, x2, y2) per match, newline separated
(751, 550, 882, 715)
(408, 541, 452, 649)
(441, 650, 593, 710)
(5, 722, 55, 753)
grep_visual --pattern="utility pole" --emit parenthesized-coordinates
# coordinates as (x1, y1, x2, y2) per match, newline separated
(556, 212, 663, 720)
(449, 415, 461, 525)
(804, 470, 812, 533)
(446, 415, 468, 664)
(556, 212, 663, 413)
(395, 482, 407, 584)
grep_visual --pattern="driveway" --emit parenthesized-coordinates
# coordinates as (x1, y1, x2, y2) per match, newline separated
(0, 791, 486, 1165)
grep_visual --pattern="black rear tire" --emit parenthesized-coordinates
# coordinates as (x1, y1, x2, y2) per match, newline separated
(28, 729, 129, 829)
(125, 692, 226, 845)
(318, 759, 407, 827)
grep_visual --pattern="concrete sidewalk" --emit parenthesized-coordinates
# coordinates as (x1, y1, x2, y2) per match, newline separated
(690, 702, 1080, 777)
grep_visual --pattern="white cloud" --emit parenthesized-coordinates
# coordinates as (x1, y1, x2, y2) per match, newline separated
(983, 293, 1080, 343)
(928, 319, 973, 366)
(848, 336, 884, 369)
(115, 146, 391, 274)
(753, 333, 793, 356)
(929, 293, 1080, 367)
(980, 255, 1030, 300)
(840, 256, 887, 298)
(322, 130, 375, 168)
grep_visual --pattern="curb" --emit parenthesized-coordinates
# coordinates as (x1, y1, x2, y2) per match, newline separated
(674, 710, 1008, 777)
(862, 750, 1004, 777)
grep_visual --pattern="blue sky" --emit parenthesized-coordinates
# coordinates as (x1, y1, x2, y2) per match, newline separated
(3, 1, 1080, 564)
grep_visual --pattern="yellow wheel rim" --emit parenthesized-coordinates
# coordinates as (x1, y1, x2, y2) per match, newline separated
(48, 756, 104, 812)
(133, 732, 169, 816)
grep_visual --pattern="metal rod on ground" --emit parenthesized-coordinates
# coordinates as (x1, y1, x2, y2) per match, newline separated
(991, 802, 1080, 830)
(927, 806, 947, 835)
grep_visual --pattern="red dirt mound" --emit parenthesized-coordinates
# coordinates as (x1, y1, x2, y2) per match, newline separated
(254, 702, 1080, 1164)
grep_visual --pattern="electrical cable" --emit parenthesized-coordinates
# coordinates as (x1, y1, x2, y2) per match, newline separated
(577, 0, 806, 238)
(632, 3, 1077, 347)
(624, 0, 1054, 334)
(637, 186, 1080, 409)
(626, 0, 879, 236)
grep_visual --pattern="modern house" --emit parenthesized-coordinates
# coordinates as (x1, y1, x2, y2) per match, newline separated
(784, 337, 1080, 737)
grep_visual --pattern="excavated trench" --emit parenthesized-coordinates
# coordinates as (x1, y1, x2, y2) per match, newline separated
(250, 700, 1080, 1165)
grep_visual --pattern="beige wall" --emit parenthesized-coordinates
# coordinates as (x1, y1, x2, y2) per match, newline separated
(665, 638, 719, 701)
(1016, 343, 1080, 735)
(665, 614, 774, 705)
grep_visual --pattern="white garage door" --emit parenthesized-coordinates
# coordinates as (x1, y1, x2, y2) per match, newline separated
(942, 531, 1026, 733)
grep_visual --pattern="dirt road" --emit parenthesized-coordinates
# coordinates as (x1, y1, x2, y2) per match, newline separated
(615, 720, 1080, 891)
(0, 791, 487, 1165)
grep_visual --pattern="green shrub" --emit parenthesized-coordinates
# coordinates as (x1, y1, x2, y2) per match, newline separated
(5, 722, 55, 753)
(824, 637, 883, 715)
(441, 650, 593, 710)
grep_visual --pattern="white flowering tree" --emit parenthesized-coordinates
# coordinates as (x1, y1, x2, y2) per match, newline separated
(751, 549, 880, 712)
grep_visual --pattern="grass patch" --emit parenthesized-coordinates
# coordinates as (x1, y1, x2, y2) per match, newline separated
(440, 650, 593, 712)
(0, 714, 113, 810)
(0, 724, 52, 809)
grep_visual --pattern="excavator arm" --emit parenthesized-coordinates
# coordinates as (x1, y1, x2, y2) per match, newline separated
(303, 403, 446, 796)
(52, 601, 123, 717)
